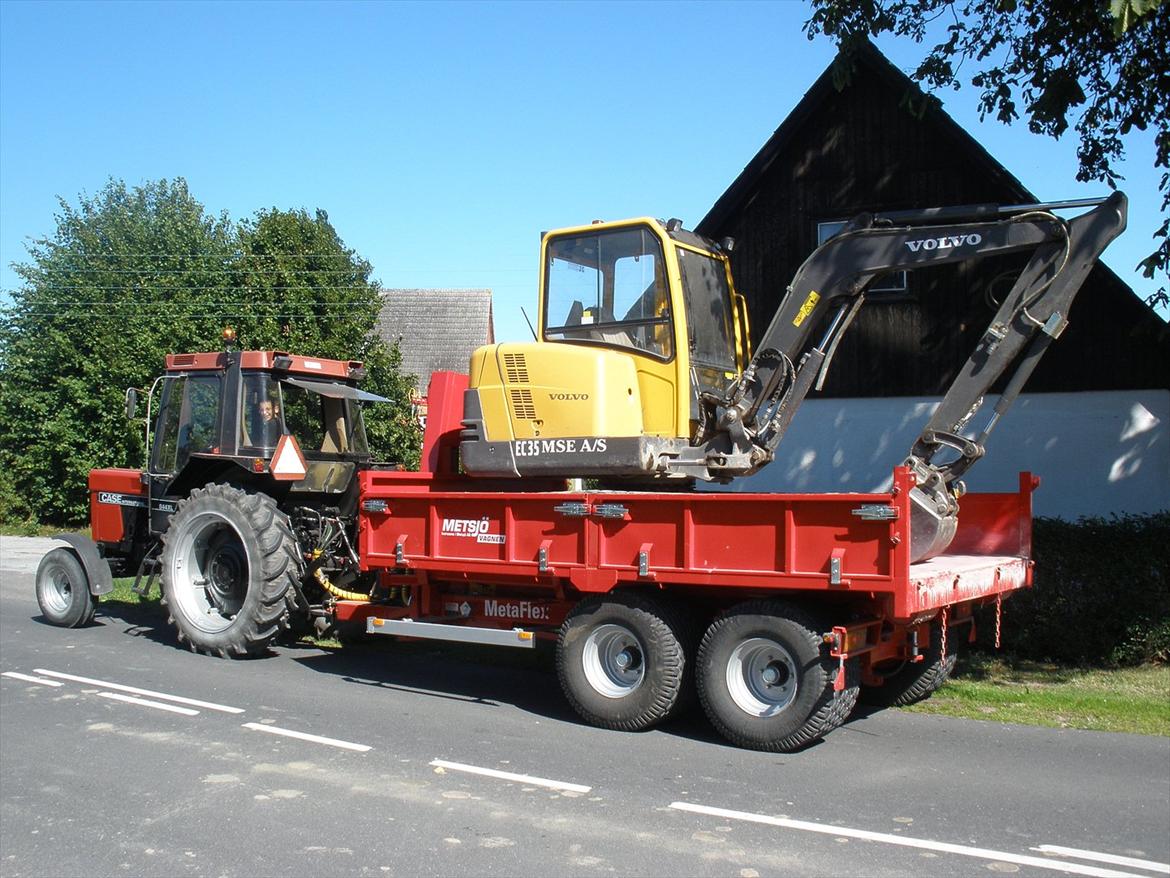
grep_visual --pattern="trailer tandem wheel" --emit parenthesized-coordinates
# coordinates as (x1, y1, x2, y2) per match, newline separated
(697, 601, 842, 751)
(160, 484, 300, 658)
(862, 620, 957, 707)
(556, 593, 690, 731)
(35, 547, 96, 628)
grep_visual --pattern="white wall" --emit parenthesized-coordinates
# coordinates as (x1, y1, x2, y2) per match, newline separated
(702, 390, 1169, 521)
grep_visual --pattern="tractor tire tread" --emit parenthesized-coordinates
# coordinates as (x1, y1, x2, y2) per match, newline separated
(160, 483, 300, 658)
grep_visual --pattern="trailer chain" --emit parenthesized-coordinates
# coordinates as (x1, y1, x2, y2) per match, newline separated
(995, 594, 1003, 650)
(939, 606, 948, 663)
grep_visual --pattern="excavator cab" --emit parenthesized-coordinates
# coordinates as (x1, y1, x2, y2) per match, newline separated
(460, 217, 751, 479)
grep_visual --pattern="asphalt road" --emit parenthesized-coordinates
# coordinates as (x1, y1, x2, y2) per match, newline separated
(2, 536, 1168, 878)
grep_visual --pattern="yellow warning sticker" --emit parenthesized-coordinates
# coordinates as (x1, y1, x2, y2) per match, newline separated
(793, 290, 820, 327)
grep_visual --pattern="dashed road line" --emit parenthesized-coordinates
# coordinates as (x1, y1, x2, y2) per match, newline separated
(669, 802, 1144, 878)
(98, 691, 200, 716)
(2, 671, 64, 687)
(242, 722, 372, 752)
(32, 668, 245, 713)
(430, 758, 592, 793)
(1032, 846, 1170, 875)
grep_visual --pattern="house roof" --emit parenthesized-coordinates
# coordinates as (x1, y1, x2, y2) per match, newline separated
(697, 42, 1035, 237)
(376, 289, 494, 391)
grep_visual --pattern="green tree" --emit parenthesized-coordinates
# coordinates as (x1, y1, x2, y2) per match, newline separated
(229, 207, 420, 465)
(804, 0, 1170, 310)
(0, 179, 234, 524)
(0, 179, 419, 526)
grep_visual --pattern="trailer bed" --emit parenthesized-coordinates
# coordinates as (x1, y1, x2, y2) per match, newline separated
(357, 468, 1036, 622)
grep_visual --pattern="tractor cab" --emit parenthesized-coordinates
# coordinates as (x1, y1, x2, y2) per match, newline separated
(134, 348, 386, 532)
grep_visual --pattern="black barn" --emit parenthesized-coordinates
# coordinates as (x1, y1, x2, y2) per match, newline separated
(696, 43, 1169, 399)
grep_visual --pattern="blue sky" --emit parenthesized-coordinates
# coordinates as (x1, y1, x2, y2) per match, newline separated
(1, 0, 1165, 348)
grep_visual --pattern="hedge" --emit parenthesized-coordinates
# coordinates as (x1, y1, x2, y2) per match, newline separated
(980, 512, 1170, 666)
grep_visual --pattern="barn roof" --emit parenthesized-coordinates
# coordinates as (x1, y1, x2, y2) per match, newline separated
(699, 42, 1034, 237)
(376, 289, 494, 391)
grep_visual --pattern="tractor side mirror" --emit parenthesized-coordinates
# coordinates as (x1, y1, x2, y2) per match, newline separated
(124, 387, 139, 420)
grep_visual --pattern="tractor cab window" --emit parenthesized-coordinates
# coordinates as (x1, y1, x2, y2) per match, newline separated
(240, 372, 285, 450)
(151, 374, 223, 473)
(278, 380, 369, 456)
(676, 248, 738, 396)
(544, 226, 672, 360)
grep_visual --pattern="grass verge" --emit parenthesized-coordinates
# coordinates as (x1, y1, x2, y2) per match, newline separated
(903, 653, 1170, 736)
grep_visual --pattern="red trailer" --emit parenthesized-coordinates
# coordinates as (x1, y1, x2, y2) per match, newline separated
(332, 373, 1034, 750)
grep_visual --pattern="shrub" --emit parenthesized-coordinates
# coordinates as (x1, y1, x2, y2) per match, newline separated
(979, 512, 1170, 666)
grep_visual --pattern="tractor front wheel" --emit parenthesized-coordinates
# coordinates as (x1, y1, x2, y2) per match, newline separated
(160, 484, 300, 658)
(35, 547, 96, 628)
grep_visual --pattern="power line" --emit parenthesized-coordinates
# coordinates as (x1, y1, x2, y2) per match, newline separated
(10, 268, 370, 276)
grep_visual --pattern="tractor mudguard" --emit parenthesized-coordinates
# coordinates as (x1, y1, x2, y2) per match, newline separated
(53, 533, 114, 597)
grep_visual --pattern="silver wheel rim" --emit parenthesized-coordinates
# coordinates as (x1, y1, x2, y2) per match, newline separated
(41, 564, 73, 615)
(168, 512, 249, 634)
(582, 623, 645, 698)
(726, 637, 798, 717)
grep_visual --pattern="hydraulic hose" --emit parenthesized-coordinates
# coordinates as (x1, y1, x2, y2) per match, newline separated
(312, 566, 372, 602)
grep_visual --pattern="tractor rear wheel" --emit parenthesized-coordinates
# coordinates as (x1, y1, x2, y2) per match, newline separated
(35, 547, 96, 628)
(696, 601, 844, 752)
(160, 484, 300, 658)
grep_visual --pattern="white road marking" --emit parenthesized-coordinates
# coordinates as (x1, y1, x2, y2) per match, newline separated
(98, 691, 200, 716)
(430, 759, 592, 793)
(1032, 846, 1170, 874)
(669, 802, 1144, 878)
(32, 668, 244, 714)
(2, 671, 64, 687)
(242, 722, 371, 753)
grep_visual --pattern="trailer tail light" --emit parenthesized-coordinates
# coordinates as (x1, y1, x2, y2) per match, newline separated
(842, 626, 869, 654)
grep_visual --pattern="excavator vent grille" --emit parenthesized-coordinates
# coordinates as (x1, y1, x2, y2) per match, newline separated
(509, 389, 537, 420)
(503, 353, 530, 384)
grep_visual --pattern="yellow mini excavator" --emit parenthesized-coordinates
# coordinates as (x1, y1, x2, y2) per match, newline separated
(459, 194, 1127, 561)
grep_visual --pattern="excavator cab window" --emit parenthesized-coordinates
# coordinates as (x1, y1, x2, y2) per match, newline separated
(544, 226, 673, 360)
(676, 247, 738, 396)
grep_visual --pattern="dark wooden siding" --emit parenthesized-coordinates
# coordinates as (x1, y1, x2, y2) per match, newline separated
(698, 48, 1169, 397)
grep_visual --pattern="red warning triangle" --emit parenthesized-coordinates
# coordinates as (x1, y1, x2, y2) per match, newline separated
(270, 434, 307, 481)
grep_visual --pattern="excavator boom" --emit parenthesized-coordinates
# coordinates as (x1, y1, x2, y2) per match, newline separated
(682, 191, 1128, 559)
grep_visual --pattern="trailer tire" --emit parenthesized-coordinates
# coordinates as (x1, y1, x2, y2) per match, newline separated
(826, 658, 861, 731)
(862, 622, 957, 707)
(35, 548, 96, 628)
(696, 601, 840, 752)
(160, 484, 300, 658)
(557, 593, 690, 732)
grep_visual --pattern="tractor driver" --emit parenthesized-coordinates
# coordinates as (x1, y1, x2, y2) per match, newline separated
(257, 398, 284, 447)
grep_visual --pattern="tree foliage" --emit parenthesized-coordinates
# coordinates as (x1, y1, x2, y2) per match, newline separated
(804, 0, 1170, 310)
(0, 178, 419, 526)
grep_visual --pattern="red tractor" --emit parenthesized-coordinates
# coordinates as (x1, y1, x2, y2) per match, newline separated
(36, 344, 394, 656)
